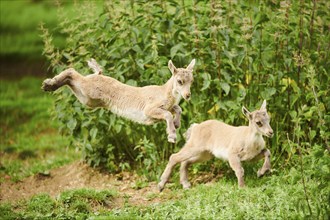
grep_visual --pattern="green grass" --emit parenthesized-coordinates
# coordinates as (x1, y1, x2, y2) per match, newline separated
(1, 1, 60, 58)
(1, 171, 328, 219)
(0, 188, 117, 219)
(113, 166, 329, 219)
(0, 77, 78, 182)
(0, 1, 102, 59)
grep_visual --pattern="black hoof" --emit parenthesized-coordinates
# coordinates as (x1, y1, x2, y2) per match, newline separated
(41, 79, 58, 92)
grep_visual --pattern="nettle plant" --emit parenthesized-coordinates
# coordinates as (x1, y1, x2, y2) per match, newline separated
(41, 1, 329, 179)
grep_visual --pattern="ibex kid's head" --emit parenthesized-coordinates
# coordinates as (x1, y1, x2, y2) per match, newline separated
(168, 59, 196, 101)
(242, 100, 274, 138)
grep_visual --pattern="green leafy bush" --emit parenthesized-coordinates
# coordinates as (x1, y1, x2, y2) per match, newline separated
(41, 1, 329, 178)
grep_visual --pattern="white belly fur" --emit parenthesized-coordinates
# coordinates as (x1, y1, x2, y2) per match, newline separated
(212, 147, 229, 161)
(109, 105, 153, 124)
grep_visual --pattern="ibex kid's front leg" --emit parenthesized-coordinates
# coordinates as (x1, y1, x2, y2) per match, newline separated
(256, 149, 271, 177)
(144, 107, 177, 143)
(172, 105, 182, 129)
(228, 154, 245, 188)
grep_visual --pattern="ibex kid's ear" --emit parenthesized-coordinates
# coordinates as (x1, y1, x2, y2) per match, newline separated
(242, 106, 252, 120)
(186, 59, 196, 71)
(168, 60, 177, 75)
(260, 100, 267, 111)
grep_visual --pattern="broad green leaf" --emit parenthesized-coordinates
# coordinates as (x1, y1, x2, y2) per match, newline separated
(136, 59, 144, 70)
(255, 13, 269, 26)
(289, 110, 297, 119)
(220, 82, 230, 95)
(126, 79, 138, 86)
(261, 88, 276, 100)
(90, 127, 98, 140)
(67, 118, 77, 131)
(201, 72, 211, 91)
(85, 143, 93, 151)
(132, 45, 142, 53)
(309, 130, 317, 141)
(170, 43, 184, 58)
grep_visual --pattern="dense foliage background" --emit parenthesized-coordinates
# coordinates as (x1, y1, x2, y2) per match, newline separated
(41, 0, 329, 199)
(0, 0, 328, 218)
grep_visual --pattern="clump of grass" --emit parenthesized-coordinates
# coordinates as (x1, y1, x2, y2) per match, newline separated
(59, 188, 117, 210)
(0, 203, 22, 219)
(0, 189, 117, 219)
(26, 194, 56, 217)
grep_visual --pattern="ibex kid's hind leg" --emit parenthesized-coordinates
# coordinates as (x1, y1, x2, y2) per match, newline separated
(179, 161, 191, 189)
(42, 68, 83, 92)
(42, 68, 92, 105)
(158, 144, 202, 191)
(179, 152, 212, 189)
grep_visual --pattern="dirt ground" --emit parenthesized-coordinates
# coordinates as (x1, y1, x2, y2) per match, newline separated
(0, 161, 165, 208)
(0, 161, 222, 210)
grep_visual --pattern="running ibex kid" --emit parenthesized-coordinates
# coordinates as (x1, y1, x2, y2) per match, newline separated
(158, 100, 273, 190)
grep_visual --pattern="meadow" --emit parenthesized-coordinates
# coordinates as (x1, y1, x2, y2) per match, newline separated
(0, 86, 328, 218)
(0, 1, 84, 59)
(0, 0, 329, 219)
(0, 80, 327, 218)
(0, 78, 78, 182)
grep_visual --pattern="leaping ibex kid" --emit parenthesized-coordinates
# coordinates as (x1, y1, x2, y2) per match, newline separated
(42, 59, 196, 143)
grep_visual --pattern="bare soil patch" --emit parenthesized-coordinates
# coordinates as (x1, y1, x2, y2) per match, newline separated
(0, 161, 163, 208)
